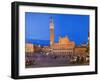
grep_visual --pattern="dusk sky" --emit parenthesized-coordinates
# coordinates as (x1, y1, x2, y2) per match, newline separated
(25, 12, 89, 45)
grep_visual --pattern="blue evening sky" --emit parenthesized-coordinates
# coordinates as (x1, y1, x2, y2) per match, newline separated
(25, 12, 89, 45)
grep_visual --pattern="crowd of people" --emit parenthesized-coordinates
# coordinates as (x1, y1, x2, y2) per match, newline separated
(25, 52, 89, 67)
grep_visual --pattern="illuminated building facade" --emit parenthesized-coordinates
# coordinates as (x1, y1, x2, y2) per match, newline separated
(52, 37, 75, 55)
(74, 46, 87, 56)
(25, 43, 34, 53)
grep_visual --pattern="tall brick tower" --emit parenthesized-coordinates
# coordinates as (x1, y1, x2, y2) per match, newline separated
(50, 17, 54, 47)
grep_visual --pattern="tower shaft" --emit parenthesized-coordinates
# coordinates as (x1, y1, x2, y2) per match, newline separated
(50, 17, 54, 47)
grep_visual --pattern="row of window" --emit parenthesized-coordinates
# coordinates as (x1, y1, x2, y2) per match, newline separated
(53, 51, 73, 54)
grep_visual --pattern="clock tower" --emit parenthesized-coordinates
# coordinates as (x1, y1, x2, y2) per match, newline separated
(50, 17, 54, 47)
